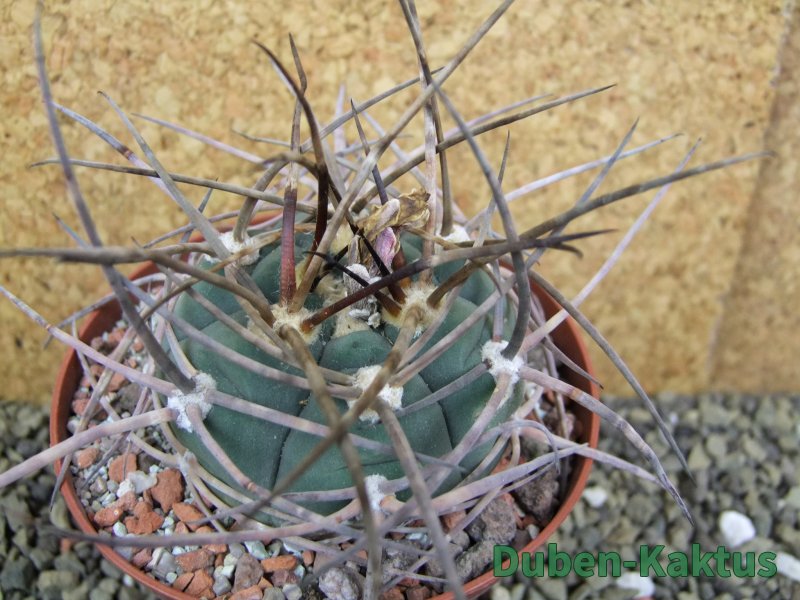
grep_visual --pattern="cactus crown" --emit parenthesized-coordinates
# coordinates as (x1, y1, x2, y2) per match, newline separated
(0, 2, 765, 597)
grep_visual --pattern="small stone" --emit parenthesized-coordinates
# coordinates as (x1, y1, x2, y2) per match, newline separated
(318, 567, 363, 600)
(513, 468, 560, 524)
(172, 502, 205, 530)
(491, 589, 511, 600)
(124, 502, 164, 535)
(175, 548, 214, 573)
(455, 540, 495, 581)
(131, 548, 153, 569)
(450, 530, 470, 549)
(150, 468, 184, 512)
(1, 494, 32, 532)
(76, 447, 100, 469)
(174, 521, 189, 535)
(151, 549, 179, 579)
(270, 569, 299, 587)
(108, 371, 127, 392)
(283, 584, 302, 600)
(782, 486, 800, 510)
(406, 587, 432, 600)
(302, 550, 315, 566)
(225, 553, 240, 568)
(687, 444, 711, 471)
(172, 572, 194, 592)
(705, 433, 728, 459)
(261, 555, 298, 572)
(700, 401, 732, 427)
(0, 556, 35, 591)
(213, 571, 233, 596)
(185, 570, 214, 597)
(28, 547, 55, 571)
(582, 486, 608, 508)
(111, 521, 128, 536)
(465, 498, 517, 544)
(425, 543, 463, 580)
(230, 585, 263, 600)
(379, 588, 404, 600)
(89, 477, 107, 495)
(72, 398, 94, 417)
(115, 491, 138, 512)
(204, 540, 229, 555)
(115, 479, 135, 499)
(108, 454, 138, 483)
(125, 470, 158, 494)
(441, 510, 467, 532)
(93, 506, 123, 527)
(615, 572, 655, 598)
(244, 540, 269, 560)
(776, 552, 800, 582)
(37, 570, 80, 595)
(534, 576, 568, 600)
(233, 553, 265, 593)
(718, 510, 756, 548)
(262, 589, 286, 600)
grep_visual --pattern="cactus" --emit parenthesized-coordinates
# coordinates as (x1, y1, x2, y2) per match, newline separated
(0, 2, 767, 597)
(170, 228, 524, 517)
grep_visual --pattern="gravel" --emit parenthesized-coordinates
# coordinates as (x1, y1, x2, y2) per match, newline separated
(493, 392, 800, 600)
(2, 393, 799, 599)
(0, 401, 156, 600)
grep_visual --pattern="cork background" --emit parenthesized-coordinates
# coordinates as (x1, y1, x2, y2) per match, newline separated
(0, 0, 797, 404)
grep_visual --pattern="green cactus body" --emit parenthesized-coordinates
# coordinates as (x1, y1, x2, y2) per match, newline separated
(172, 230, 522, 516)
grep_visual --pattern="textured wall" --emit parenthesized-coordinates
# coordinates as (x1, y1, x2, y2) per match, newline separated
(711, 0, 800, 392)
(0, 0, 792, 403)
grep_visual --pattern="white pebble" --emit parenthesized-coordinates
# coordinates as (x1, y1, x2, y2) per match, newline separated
(112, 522, 128, 537)
(115, 479, 135, 499)
(283, 584, 302, 600)
(244, 540, 268, 559)
(165, 572, 178, 584)
(776, 552, 800, 582)
(126, 470, 158, 494)
(223, 554, 239, 568)
(147, 548, 164, 570)
(583, 486, 608, 508)
(220, 564, 235, 578)
(106, 480, 118, 493)
(615, 572, 655, 598)
(149, 464, 161, 475)
(89, 478, 107, 495)
(490, 588, 511, 600)
(282, 541, 303, 556)
(162, 516, 175, 528)
(718, 510, 756, 548)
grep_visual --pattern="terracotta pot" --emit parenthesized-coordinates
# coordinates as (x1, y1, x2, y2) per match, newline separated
(51, 264, 600, 600)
